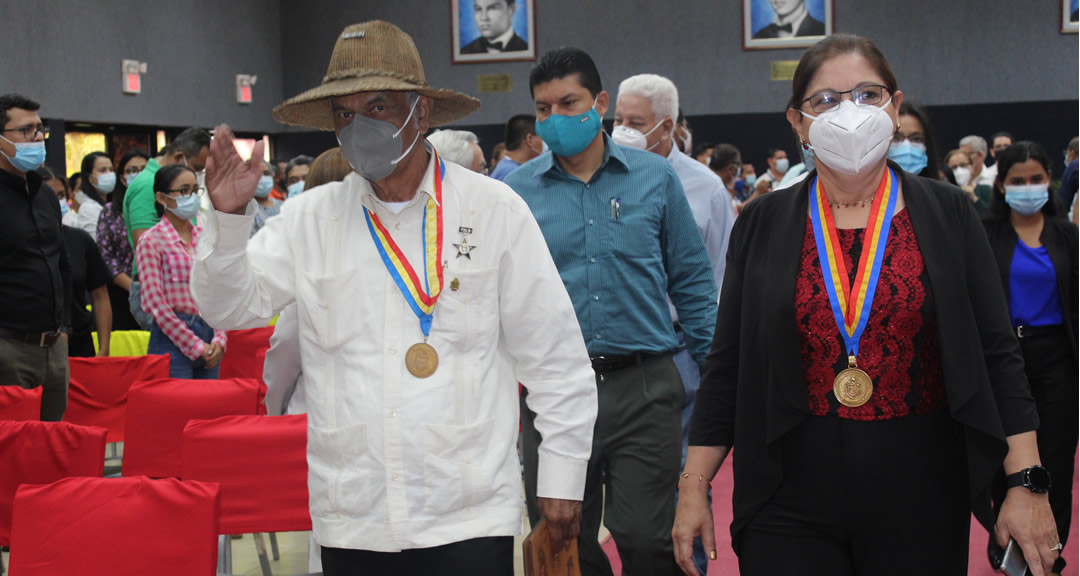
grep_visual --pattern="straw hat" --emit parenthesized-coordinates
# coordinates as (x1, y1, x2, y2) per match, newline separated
(273, 21, 481, 131)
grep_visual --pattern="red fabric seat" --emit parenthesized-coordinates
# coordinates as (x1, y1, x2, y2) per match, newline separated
(122, 378, 266, 479)
(65, 354, 171, 442)
(182, 414, 311, 534)
(0, 420, 107, 546)
(0, 386, 42, 421)
(218, 326, 274, 383)
(9, 476, 220, 575)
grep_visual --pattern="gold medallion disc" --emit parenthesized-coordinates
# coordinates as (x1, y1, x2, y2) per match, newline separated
(833, 367, 873, 407)
(406, 342, 439, 378)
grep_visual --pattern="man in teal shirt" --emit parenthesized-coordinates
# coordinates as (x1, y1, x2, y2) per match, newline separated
(504, 47, 717, 576)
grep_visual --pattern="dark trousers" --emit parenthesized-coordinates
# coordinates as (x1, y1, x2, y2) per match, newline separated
(739, 411, 970, 576)
(67, 331, 96, 358)
(522, 353, 684, 576)
(991, 327, 1077, 574)
(106, 283, 140, 332)
(320, 536, 513, 576)
(0, 336, 69, 421)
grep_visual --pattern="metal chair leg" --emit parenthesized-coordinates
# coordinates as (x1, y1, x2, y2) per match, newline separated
(269, 532, 280, 561)
(218, 534, 233, 574)
(253, 533, 273, 576)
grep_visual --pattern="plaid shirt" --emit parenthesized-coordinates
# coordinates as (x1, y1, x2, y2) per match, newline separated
(135, 218, 226, 360)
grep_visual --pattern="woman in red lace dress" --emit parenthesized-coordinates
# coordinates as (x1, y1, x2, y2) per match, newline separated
(673, 34, 1060, 576)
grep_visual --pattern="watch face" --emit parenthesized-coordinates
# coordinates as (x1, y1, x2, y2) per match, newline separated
(1025, 466, 1052, 492)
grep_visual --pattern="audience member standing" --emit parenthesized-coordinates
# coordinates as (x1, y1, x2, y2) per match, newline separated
(888, 101, 942, 180)
(284, 155, 312, 198)
(96, 147, 149, 331)
(0, 93, 72, 421)
(72, 151, 114, 241)
(489, 114, 543, 181)
(427, 129, 486, 172)
(506, 47, 717, 576)
(960, 134, 998, 186)
(252, 159, 283, 237)
(62, 225, 112, 357)
(984, 141, 1078, 576)
(753, 147, 789, 194)
(136, 164, 226, 379)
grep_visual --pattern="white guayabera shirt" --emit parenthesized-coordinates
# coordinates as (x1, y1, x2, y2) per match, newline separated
(191, 155, 597, 552)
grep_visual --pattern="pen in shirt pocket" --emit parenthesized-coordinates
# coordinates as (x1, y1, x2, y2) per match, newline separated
(609, 197, 621, 220)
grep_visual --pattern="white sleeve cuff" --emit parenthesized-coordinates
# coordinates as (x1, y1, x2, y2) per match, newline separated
(536, 453, 588, 501)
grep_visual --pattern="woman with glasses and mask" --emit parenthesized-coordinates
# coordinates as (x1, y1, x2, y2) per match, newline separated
(983, 141, 1078, 576)
(135, 164, 226, 379)
(95, 148, 149, 331)
(673, 34, 1059, 576)
(887, 100, 942, 181)
(72, 152, 115, 242)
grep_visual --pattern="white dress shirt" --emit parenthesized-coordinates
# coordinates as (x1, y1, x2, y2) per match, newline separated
(191, 154, 596, 552)
(665, 148, 735, 316)
(263, 304, 306, 416)
(976, 162, 998, 187)
(72, 191, 103, 242)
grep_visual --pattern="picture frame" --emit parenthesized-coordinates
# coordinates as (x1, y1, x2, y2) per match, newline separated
(451, 0, 536, 64)
(742, 0, 833, 51)
(1063, 0, 1079, 33)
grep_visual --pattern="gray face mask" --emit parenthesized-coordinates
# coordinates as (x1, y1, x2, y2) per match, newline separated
(337, 93, 421, 182)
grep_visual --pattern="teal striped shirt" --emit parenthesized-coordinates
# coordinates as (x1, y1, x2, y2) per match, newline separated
(505, 133, 718, 366)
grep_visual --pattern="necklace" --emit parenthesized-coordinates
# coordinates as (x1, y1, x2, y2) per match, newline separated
(826, 195, 874, 209)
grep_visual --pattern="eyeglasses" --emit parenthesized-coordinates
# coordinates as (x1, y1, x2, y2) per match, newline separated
(1, 125, 50, 140)
(800, 84, 889, 115)
(124, 166, 144, 176)
(162, 186, 204, 197)
(892, 133, 925, 145)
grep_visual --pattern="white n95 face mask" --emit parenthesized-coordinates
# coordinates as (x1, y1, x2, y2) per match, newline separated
(802, 99, 895, 176)
(611, 120, 666, 151)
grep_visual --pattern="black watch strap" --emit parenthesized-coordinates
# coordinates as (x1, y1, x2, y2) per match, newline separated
(1005, 465, 1052, 493)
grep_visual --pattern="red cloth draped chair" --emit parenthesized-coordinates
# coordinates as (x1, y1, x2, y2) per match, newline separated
(218, 326, 274, 383)
(121, 378, 266, 479)
(0, 387, 42, 421)
(182, 414, 311, 575)
(0, 420, 107, 547)
(64, 354, 171, 442)
(8, 476, 221, 576)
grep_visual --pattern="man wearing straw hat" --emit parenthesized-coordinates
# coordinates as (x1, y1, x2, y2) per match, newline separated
(191, 20, 597, 574)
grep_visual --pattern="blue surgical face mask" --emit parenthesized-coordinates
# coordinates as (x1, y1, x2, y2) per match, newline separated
(93, 171, 117, 195)
(803, 146, 817, 173)
(255, 175, 274, 198)
(287, 180, 305, 198)
(774, 158, 790, 174)
(166, 193, 201, 220)
(60, 199, 69, 217)
(0, 135, 46, 172)
(887, 140, 928, 175)
(535, 96, 602, 158)
(744, 173, 757, 187)
(1004, 183, 1049, 216)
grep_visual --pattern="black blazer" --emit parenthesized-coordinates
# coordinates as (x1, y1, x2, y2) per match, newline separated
(983, 216, 1079, 366)
(752, 15, 826, 39)
(690, 164, 1039, 550)
(461, 32, 528, 54)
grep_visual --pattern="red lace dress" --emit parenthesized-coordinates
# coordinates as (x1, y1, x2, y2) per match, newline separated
(795, 209, 947, 420)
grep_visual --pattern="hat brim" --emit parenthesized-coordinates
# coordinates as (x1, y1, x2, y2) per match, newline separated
(272, 76, 481, 131)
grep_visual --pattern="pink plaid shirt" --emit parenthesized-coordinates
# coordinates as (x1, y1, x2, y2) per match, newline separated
(135, 218, 226, 360)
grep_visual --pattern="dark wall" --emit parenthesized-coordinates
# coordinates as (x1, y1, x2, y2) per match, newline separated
(0, 0, 284, 134)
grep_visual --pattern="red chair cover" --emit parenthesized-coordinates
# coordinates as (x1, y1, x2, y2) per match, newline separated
(65, 354, 171, 442)
(9, 476, 220, 575)
(183, 414, 311, 534)
(0, 420, 107, 546)
(122, 378, 266, 479)
(0, 386, 42, 421)
(218, 326, 274, 383)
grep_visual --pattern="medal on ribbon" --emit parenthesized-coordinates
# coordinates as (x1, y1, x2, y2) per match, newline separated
(364, 151, 446, 378)
(808, 167, 899, 407)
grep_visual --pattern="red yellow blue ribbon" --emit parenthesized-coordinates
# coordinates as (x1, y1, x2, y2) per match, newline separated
(364, 151, 445, 336)
(808, 167, 899, 357)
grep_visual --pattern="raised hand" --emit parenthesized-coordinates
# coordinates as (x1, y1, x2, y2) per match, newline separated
(205, 123, 266, 215)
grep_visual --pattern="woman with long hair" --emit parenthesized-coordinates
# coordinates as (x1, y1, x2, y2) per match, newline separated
(72, 151, 114, 241)
(95, 147, 149, 331)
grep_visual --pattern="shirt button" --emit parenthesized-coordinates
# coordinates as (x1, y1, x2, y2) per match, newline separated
(590, 257, 596, 263)
(594, 333, 602, 339)
(394, 222, 401, 230)
(389, 346, 397, 354)
(392, 474, 399, 480)
(585, 184, 591, 189)
(588, 219, 594, 225)
(465, 457, 472, 464)
(388, 411, 396, 418)
(592, 295, 599, 301)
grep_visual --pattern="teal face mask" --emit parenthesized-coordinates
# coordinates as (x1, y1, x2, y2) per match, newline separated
(535, 96, 602, 158)
(0, 135, 46, 172)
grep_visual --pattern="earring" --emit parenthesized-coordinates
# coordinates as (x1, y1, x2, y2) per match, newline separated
(801, 141, 809, 150)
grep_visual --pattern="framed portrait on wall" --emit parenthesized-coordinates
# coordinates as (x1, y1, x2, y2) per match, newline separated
(743, 0, 833, 50)
(1063, 0, 1079, 33)
(451, 0, 536, 64)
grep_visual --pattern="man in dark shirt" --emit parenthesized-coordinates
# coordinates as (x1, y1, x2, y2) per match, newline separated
(0, 93, 72, 421)
(61, 225, 112, 358)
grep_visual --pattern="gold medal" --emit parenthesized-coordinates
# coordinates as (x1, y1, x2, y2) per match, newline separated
(833, 355, 872, 407)
(406, 342, 439, 378)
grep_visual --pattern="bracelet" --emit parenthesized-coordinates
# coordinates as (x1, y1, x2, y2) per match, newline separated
(676, 472, 712, 490)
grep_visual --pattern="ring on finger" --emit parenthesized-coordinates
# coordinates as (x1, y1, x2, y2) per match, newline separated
(1050, 542, 1064, 552)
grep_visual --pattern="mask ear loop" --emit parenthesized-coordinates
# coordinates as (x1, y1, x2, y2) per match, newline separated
(391, 93, 423, 166)
(643, 117, 671, 152)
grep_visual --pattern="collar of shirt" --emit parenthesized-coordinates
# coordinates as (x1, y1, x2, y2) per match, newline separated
(0, 165, 36, 195)
(488, 27, 516, 49)
(531, 131, 630, 181)
(360, 144, 442, 216)
(774, 4, 808, 35)
(157, 215, 200, 249)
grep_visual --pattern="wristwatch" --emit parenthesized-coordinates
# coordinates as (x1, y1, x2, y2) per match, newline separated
(1005, 465, 1052, 494)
